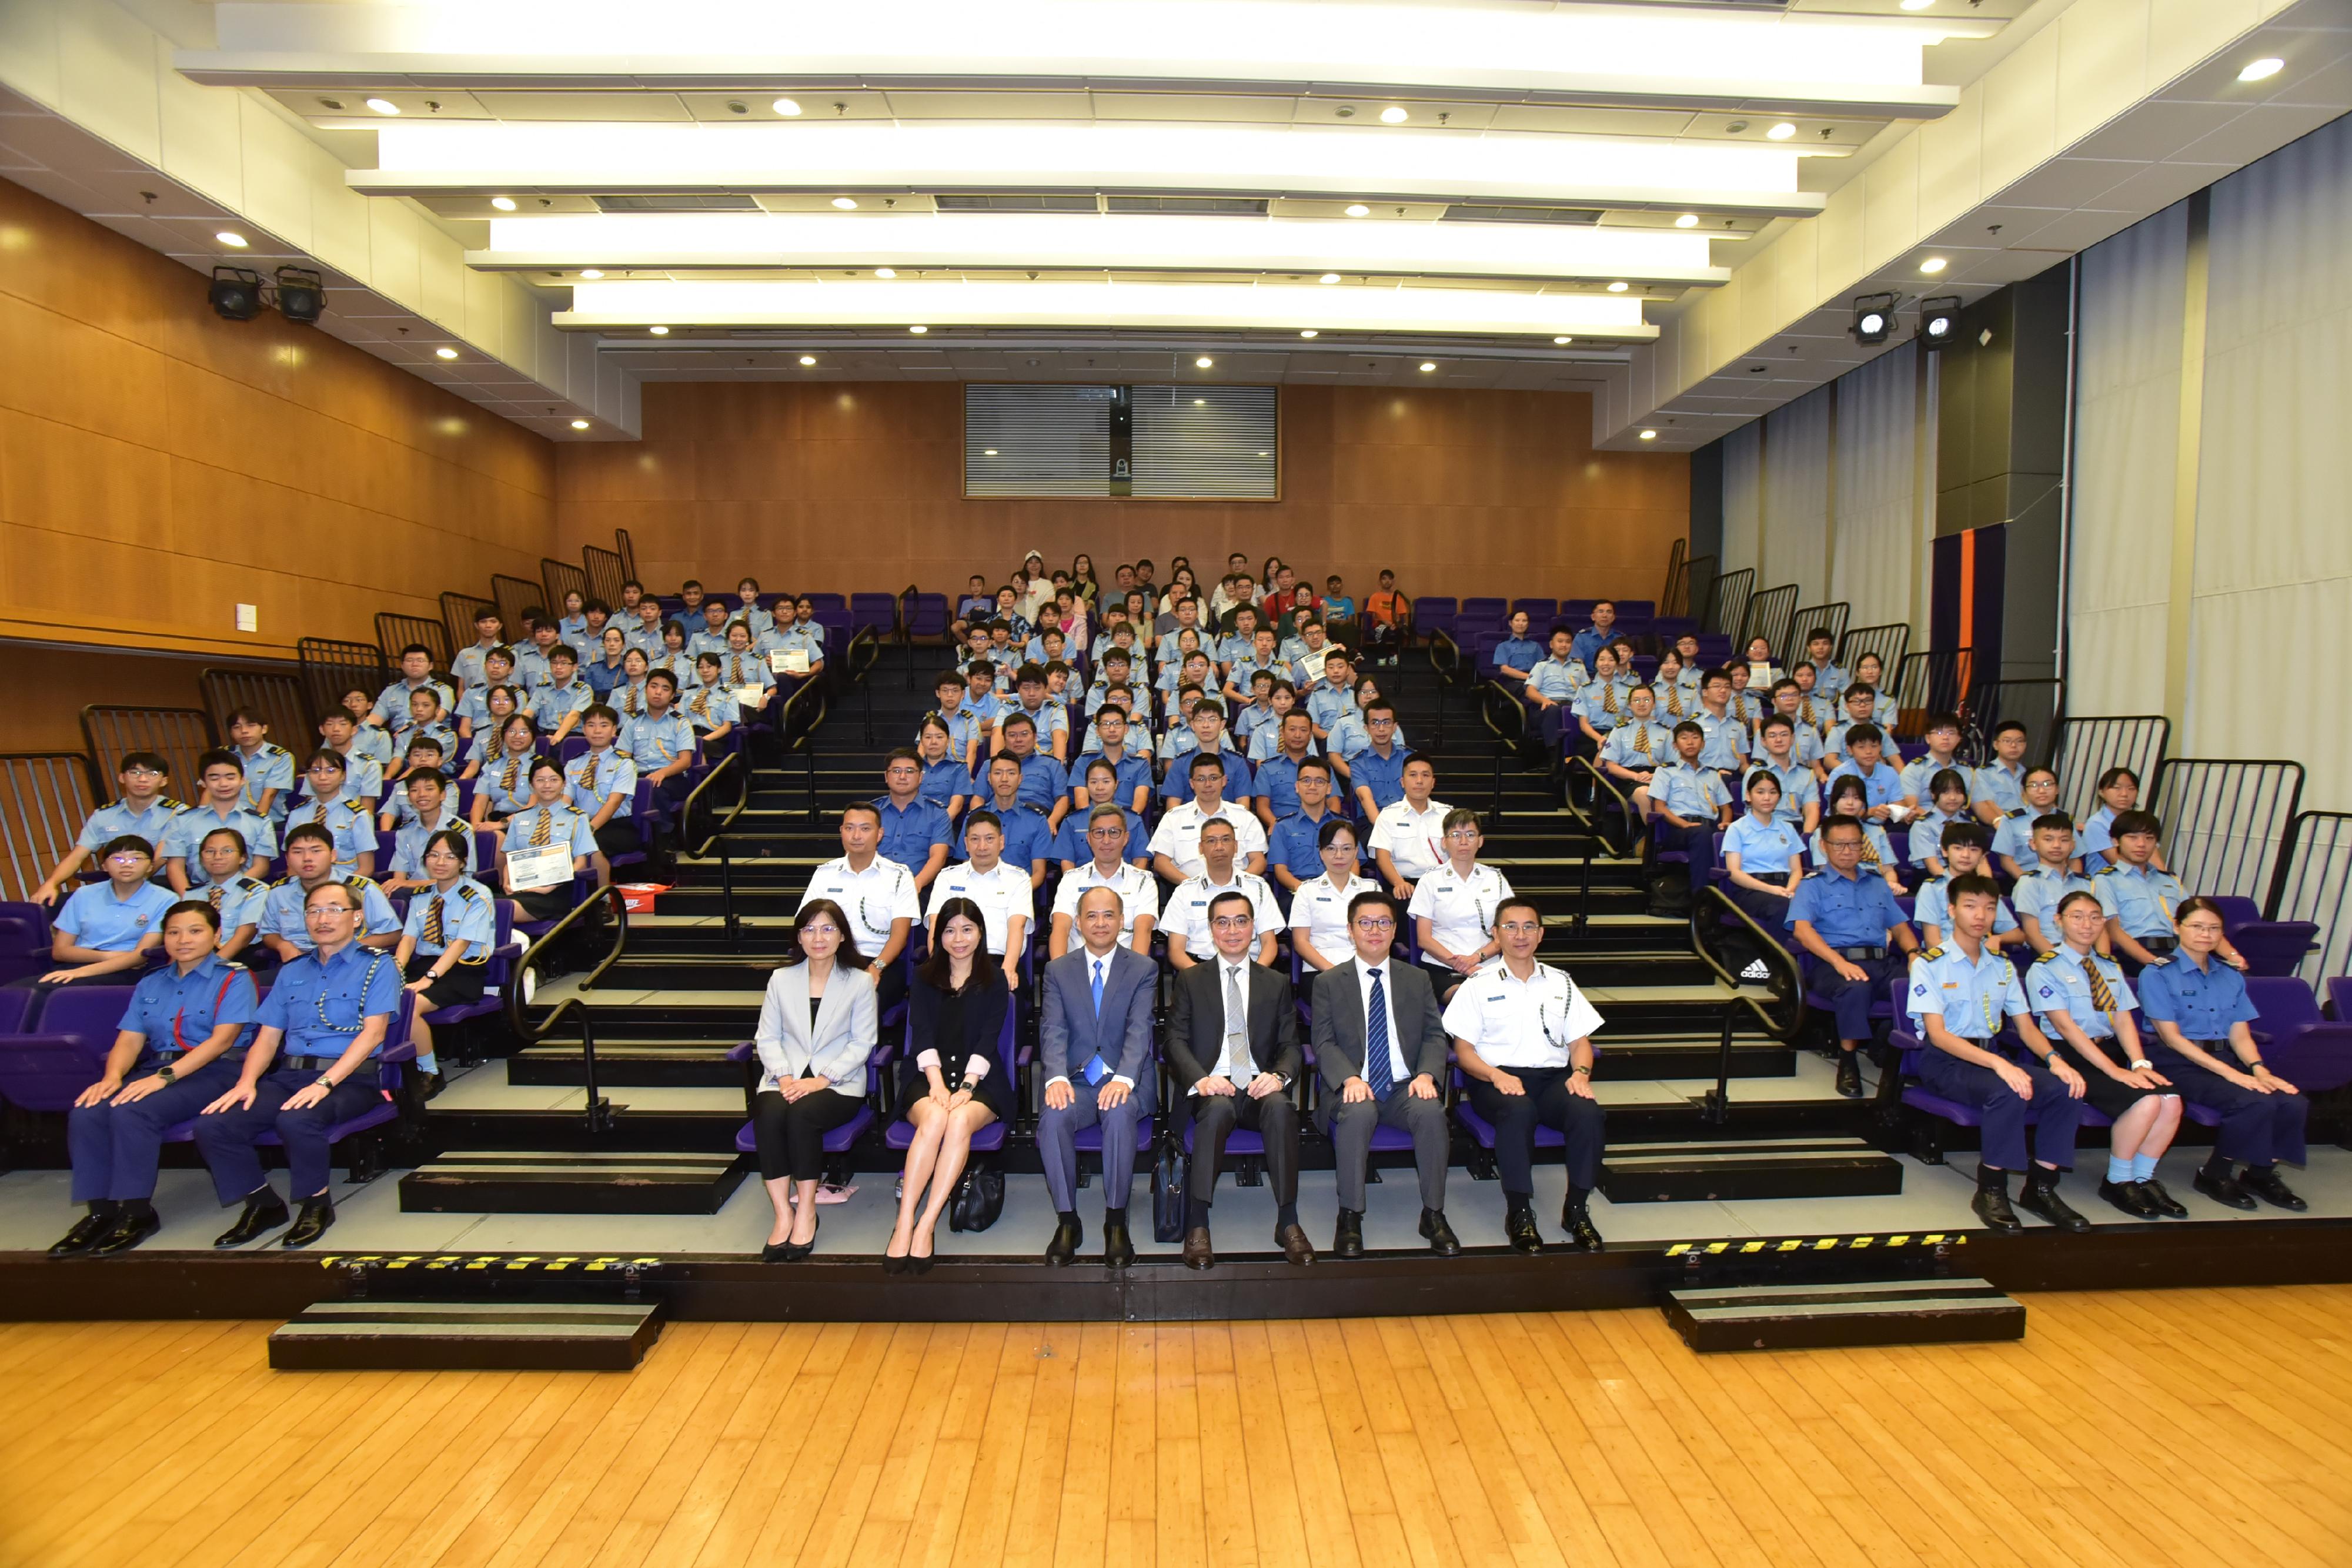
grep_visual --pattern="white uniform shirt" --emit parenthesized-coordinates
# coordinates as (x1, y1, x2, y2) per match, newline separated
(1050, 859, 1161, 939)
(799, 855, 920, 961)
(1407, 861, 1514, 958)
(1367, 798, 1453, 881)
(1147, 798, 1269, 880)
(925, 858, 1033, 955)
(1441, 958, 1605, 1071)
(1288, 873, 1377, 961)
(1158, 871, 1282, 959)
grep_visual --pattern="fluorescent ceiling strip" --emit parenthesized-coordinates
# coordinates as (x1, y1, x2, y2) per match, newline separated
(476, 212, 1725, 284)
(559, 279, 1654, 337)
(202, 1, 1975, 106)
(359, 122, 1818, 213)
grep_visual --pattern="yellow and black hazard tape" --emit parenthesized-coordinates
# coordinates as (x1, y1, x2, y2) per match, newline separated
(315, 1255, 664, 1272)
(1664, 1233, 1968, 1258)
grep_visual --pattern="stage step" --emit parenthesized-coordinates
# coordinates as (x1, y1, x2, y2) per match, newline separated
(399, 1150, 748, 1213)
(509, 1042, 739, 1086)
(269, 1300, 663, 1372)
(1663, 1278, 2025, 1353)
(1599, 1136, 1903, 1202)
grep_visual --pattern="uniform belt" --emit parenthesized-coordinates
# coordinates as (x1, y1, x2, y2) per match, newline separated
(1833, 945, 1886, 959)
(2140, 936, 2178, 954)
(284, 1055, 375, 1074)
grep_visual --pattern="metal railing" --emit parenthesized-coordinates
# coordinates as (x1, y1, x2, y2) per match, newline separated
(1659, 537, 1687, 617)
(2269, 811, 2352, 984)
(845, 626, 883, 745)
(201, 668, 306, 751)
(582, 543, 627, 609)
(1671, 553, 1716, 624)
(774, 669, 831, 818)
(0, 754, 99, 901)
(490, 574, 540, 636)
(1686, 885, 1809, 1124)
(2151, 758, 2304, 907)
(1835, 623, 1912, 697)
(1705, 567, 1753, 637)
(296, 637, 389, 720)
(1789, 601, 1850, 666)
(898, 581, 921, 687)
(1425, 628, 1465, 748)
(81, 706, 217, 795)
(615, 528, 637, 583)
(373, 611, 450, 669)
(2053, 716, 2170, 828)
(1564, 754, 1638, 862)
(1963, 677, 2063, 768)
(1476, 681, 1526, 821)
(540, 557, 589, 624)
(681, 751, 753, 947)
(504, 882, 630, 1134)
(439, 591, 496, 666)
(1739, 582, 1800, 659)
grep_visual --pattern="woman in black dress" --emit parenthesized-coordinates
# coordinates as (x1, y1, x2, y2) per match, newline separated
(885, 898, 1010, 1272)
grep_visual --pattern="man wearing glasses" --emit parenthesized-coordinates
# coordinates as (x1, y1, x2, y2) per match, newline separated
(195, 881, 406, 1249)
(31, 752, 181, 907)
(1047, 806, 1160, 959)
(1310, 891, 1460, 1258)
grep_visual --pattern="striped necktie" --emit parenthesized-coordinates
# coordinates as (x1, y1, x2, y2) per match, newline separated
(2083, 954, 2117, 1013)
(1603, 683, 1619, 716)
(530, 809, 552, 849)
(422, 894, 445, 948)
(501, 755, 521, 797)
(1632, 726, 1651, 758)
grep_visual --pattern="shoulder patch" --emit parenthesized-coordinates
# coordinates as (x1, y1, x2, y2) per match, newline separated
(2033, 949, 2063, 964)
(1919, 946, 1945, 961)
(456, 884, 483, 903)
(2094, 864, 2120, 876)
(271, 875, 294, 888)
(345, 875, 376, 890)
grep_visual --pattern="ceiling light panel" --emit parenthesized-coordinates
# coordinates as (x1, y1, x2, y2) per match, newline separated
(559, 278, 1655, 337)
(475, 212, 1723, 285)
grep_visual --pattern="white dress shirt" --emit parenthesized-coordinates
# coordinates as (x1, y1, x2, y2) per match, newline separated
(924, 858, 1031, 955)
(1408, 861, 1514, 958)
(800, 854, 920, 959)
(1441, 958, 1605, 1071)
(1049, 859, 1160, 937)
(1354, 960, 1410, 1084)
(1288, 872, 1377, 961)
(1367, 798, 1452, 881)
(1214, 958, 1257, 1082)
(1148, 798, 1268, 880)
(1160, 871, 1282, 959)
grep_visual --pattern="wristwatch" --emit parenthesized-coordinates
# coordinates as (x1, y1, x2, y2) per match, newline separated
(2130, 1058, 2153, 1071)
(156, 1064, 176, 1085)
(1571, 1064, 1592, 1077)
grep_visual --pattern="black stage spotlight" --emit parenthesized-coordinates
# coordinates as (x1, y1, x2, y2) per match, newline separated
(1919, 295, 1962, 350)
(275, 266, 326, 326)
(1850, 292, 1897, 346)
(209, 266, 265, 322)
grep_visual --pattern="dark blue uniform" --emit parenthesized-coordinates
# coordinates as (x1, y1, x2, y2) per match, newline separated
(2136, 955, 2308, 1166)
(870, 794, 951, 877)
(1786, 864, 1913, 1039)
(67, 955, 258, 1203)
(1268, 805, 1350, 882)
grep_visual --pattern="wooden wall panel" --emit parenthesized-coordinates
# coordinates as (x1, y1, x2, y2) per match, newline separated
(0, 174, 557, 659)
(559, 381, 1688, 603)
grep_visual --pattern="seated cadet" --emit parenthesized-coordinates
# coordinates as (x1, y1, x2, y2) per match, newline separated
(1244, 680, 1301, 763)
(1991, 766, 2066, 880)
(258, 823, 402, 962)
(196, 880, 406, 1249)
(1335, 697, 1409, 820)
(1821, 685, 1896, 774)
(686, 600, 733, 658)
(1566, 600, 1615, 671)
(452, 607, 506, 689)
(1906, 874, 2092, 1235)
(1305, 649, 1356, 743)
(226, 710, 295, 823)
(1285, 618, 1342, 686)
(1367, 753, 1450, 901)
(2077, 765, 2159, 870)
(1251, 711, 1317, 834)
(1721, 770, 1805, 979)
(1897, 713, 1967, 805)
(1158, 697, 1251, 796)
(624, 671, 696, 803)
(1737, 634, 1784, 697)
(1648, 650, 1690, 723)
(1801, 628, 1846, 704)
(2136, 897, 2308, 1211)
(1750, 716, 1821, 835)
(563, 706, 641, 868)
(376, 769, 473, 895)
(316, 705, 388, 807)
(385, 721, 451, 795)
(1152, 751, 1270, 882)
(498, 758, 599, 922)
(31, 752, 181, 908)
(873, 749, 952, 892)
(43, 837, 176, 984)
(1824, 724, 1906, 825)
(800, 803, 920, 1014)
(2095, 810, 2243, 974)
(675, 580, 707, 623)
(285, 751, 376, 877)
(911, 717, 974, 826)
(583, 625, 631, 698)
(994, 713, 1071, 834)
(456, 649, 520, 735)
(1598, 686, 1671, 821)
(369, 645, 456, 734)
(1217, 603, 1264, 678)
(510, 616, 559, 689)
(1491, 610, 1544, 684)
(988, 666, 1065, 767)
(1789, 816, 1923, 1097)
(958, 754, 1053, 888)
(1444, 895, 1608, 1252)
(460, 678, 525, 768)
(1912, 823, 2023, 950)
(1230, 667, 1279, 751)
(1161, 817, 1282, 971)
(2011, 812, 2097, 954)
(926, 668, 984, 775)
(1070, 704, 1154, 817)
(1054, 761, 1147, 873)
(1848, 652, 1897, 725)
(731, 577, 775, 638)
(1224, 625, 1282, 708)
(626, 599, 667, 656)
(1789, 664, 1835, 733)
(50, 900, 259, 1256)
(1572, 646, 1632, 752)
(1651, 721, 1733, 887)
(1906, 768, 1975, 877)
(714, 620, 776, 713)
(1971, 719, 2032, 825)
(470, 714, 542, 831)
(555, 588, 589, 646)
(1409, 808, 1513, 1001)
(1755, 680, 1826, 767)
(529, 647, 594, 745)
(1812, 776, 1904, 893)
(680, 653, 740, 748)
(2029, 890, 2187, 1219)
(924, 811, 1030, 991)
(393, 827, 495, 1098)
(649, 620, 695, 685)
(162, 750, 273, 892)
(1523, 626, 1587, 750)
(193, 830, 270, 959)
(1047, 805, 1160, 958)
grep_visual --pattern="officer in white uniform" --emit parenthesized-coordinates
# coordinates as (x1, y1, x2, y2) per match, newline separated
(801, 802, 921, 1012)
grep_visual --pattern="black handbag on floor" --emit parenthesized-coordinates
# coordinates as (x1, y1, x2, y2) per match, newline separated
(947, 1164, 1005, 1232)
(1153, 1139, 1187, 1243)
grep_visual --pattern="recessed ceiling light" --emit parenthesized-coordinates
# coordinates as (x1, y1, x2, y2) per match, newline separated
(1379, 106, 1409, 124)
(1554, 335, 1573, 345)
(1344, 203, 1371, 218)
(579, 268, 603, 280)
(1639, 429, 1658, 440)
(1299, 329, 1318, 338)
(570, 419, 590, 429)
(1418, 361, 1436, 372)
(773, 97, 803, 115)
(1675, 213, 1699, 228)
(874, 266, 896, 279)
(215, 230, 247, 247)
(364, 98, 399, 115)
(799, 355, 816, 365)
(489, 196, 516, 212)
(648, 324, 669, 335)
(1765, 122, 1797, 140)
(1899, 0, 1933, 9)
(1196, 356, 1214, 367)
(1919, 256, 1948, 273)
(1194, 397, 1205, 405)
(908, 324, 927, 333)
(984, 448, 998, 455)
(831, 196, 858, 209)
(435, 346, 459, 359)
(1319, 272, 1341, 285)
(2239, 57, 2285, 82)
(1607, 280, 1629, 293)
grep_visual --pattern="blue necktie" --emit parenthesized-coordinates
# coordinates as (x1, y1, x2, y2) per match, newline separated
(1365, 967, 1395, 1099)
(1091, 957, 1105, 1017)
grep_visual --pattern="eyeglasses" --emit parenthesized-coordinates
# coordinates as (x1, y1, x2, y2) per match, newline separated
(1352, 916, 1396, 931)
(1445, 828, 1481, 841)
(106, 853, 148, 865)
(1209, 915, 1255, 931)
(122, 766, 164, 779)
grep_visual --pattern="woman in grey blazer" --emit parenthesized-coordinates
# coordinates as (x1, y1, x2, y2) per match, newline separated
(753, 898, 877, 1261)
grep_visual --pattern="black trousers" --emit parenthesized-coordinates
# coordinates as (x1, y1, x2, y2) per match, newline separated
(873, 957, 908, 1016)
(590, 818, 640, 860)
(1467, 1068, 1605, 1195)
(1188, 1090, 1299, 1205)
(751, 1087, 863, 1182)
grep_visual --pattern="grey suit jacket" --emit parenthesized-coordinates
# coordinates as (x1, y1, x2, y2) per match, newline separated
(752, 961, 877, 1095)
(1040, 944, 1158, 1109)
(1309, 957, 1450, 1092)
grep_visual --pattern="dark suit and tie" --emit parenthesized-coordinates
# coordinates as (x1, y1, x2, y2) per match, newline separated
(1168, 952, 1311, 1266)
(1037, 940, 1158, 1266)
(1309, 955, 1459, 1256)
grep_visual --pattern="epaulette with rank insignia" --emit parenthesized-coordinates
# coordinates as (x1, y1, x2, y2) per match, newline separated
(345, 875, 376, 890)
(456, 884, 483, 904)
(2032, 949, 2063, 964)
(2006, 807, 2028, 818)
(2094, 864, 2120, 876)
(1919, 946, 1945, 961)
(271, 874, 295, 888)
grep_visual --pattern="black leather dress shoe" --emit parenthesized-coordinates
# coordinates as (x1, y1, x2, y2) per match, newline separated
(1334, 1208, 1365, 1259)
(1503, 1202, 1544, 1255)
(1561, 1209, 1605, 1253)
(2240, 1167, 2308, 1211)
(214, 1195, 289, 1248)
(1834, 1051, 1864, 1098)
(417, 1069, 445, 1102)
(1277, 1223, 1317, 1266)
(48, 1209, 116, 1259)
(1101, 1215, 1134, 1269)
(2015, 1179, 2090, 1233)
(1418, 1209, 1461, 1257)
(2193, 1165, 2258, 1211)
(2139, 1178, 2189, 1218)
(1182, 1226, 1215, 1270)
(92, 1206, 162, 1256)
(1971, 1183, 2023, 1234)
(1044, 1215, 1083, 1266)
(761, 1241, 796, 1263)
(2099, 1179, 2159, 1219)
(279, 1196, 336, 1249)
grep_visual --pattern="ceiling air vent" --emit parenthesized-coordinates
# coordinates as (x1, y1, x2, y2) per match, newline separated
(593, 194, 762, 212)
(934, 194, 1101, 212)
(1441, 204, 1606, 226)
(1105, 196, 1271, 216)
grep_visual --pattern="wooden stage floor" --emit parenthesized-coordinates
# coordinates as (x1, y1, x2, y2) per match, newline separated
(4, 1284, 2348, 1568)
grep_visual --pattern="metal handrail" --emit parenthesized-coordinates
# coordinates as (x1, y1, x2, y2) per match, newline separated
(897, 581, 920, 687)
(1476, 679, 1526, 823)
(1687, 884, 1810, 1124)
(846, 624, 882, 745)
(776, 669, 830, 818)
(681, 750, 752, 946)
(1425, 628, 1464, 747)
(1564, 754, 1637, 860)
(503, 882, 631, 1133)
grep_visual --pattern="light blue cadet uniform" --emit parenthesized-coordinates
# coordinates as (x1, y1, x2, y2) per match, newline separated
(55, 878, 178, 952)
(404, 876, 497, 961)
(1827, 757, 1907, 812)
(1989, 807, 2044, 865)
(1052, 805, 1148, 867)
(454, 683, 516, 731)
(873, 794, 953, 876)
(1905, 806, 1970, 865)
(2011, 865, 2096, 939)
(1599, 716, 1673, 773)
(79, 797, 182, 858)
(2135, 954, 2308, 1167)
(1305, 680, 1357, 735)
(556, 611, 589, 644)
(730, 601, 775, 638)
(1760, 716, 1824, 765)
(2077, 804, 2124, 866)
(387, 810, 479, 879)
(1652, 760, 1729, 823)
(2028, 947, 2136, 1041)
(502, 800, 599, 864)
(624, 710, 697, 775)
(1525, 654, 1585, 707)
(1748, 758, 1818, 828)
(710, 648, 774, 699)
(1906, 940, 2083, 1172)
(1792, 688, 1838, 734)
(206, 873, 273, 936)
(529, 677, 595, 733)
(66, 953, 260, 1203)
(1898, 751, 1973, 805)
(343, 724, 395, 769)
(958, 800, 1054, 868)
(928, 701, 989, 763)
(1973, 758, 2029, 817)
(1572, 681, 1629, 737)
(1246, 719, 1295, 764)
(2093, 861, 2191, 950)
(371, 677, 457, 727)
(1003, 698, 1070, 751)
(475, 753, 538, 817)
(390, 718, 460, 765)
(1824, 718, 1900, 764)
(316, 747, 383, 804)
(624, 621, 667, 656)
(679, 684, 740, 736)
(258, 874, 402, 954)
(1721, 813, 1804, 875)
(766, 620, 824, 667)
(1291, 644, 1344, 688)
(233, 743, 297, 821)
(687, 623, 733, 658)
(191, 940, 407, 1208)
(1690, 710, 1748, 772)
(1911, 873, 2018, 939)
(509, 642, 554, 688)
(159, 805, 276, 886)
(567, 747, 638, 820)
(284, 796, 374, 875)
(1809, 819, 1897, 875)
(1230, 700, 1277, 750)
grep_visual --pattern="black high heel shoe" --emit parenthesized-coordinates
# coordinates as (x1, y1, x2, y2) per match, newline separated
(910, 1225, 936, 1275)
(780, 1210, 820, 1262)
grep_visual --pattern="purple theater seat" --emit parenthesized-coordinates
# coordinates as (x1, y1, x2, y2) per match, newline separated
(1511, 598, 1556, 625)
(804, 593, 846, 615)
(907, 594, 950, 641)
(2204, 896, 2318, 978)
(883, 1000, 1014, 1154)
(850, 593, 898, 634)
(2243, 975, 2352, 1094)
(1410, 597, 1456, 644)
(726, 1039, 886, 1159)
(0, 902, 55, 987)
(258, 993, 417, 1149)
(0, 984, 138, 1112)
(1459, 597, 1508, 633)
